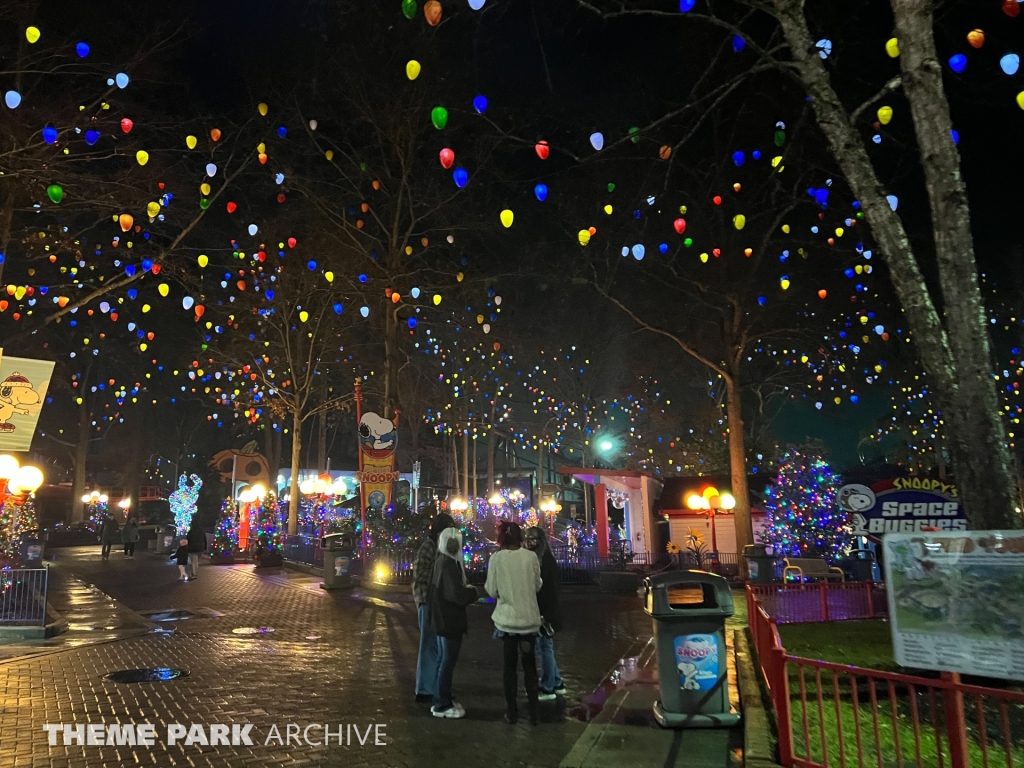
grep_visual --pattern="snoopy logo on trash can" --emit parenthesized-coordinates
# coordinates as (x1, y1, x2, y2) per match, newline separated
(673, 634, 719, 691)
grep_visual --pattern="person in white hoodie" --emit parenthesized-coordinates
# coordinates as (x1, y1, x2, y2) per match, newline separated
(484, 521, 542, 725)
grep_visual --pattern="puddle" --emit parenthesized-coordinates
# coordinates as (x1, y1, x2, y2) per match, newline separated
(231, 627, 274, 635)
(106, 667, 190, 683)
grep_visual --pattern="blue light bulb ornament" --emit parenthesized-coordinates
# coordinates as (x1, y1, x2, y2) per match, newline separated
(453, 167, 468, 188)
(76, 42, 90, 58)
(472, 95, 488, 113)
(534, 184, 548, 201)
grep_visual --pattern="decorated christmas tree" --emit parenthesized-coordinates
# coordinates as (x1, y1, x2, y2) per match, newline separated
(762, 451, 851, 561)
(170, 474, 203, 536)
(0, 494, 37, 565)
(212, 499, 238, 557)
(254, 492, 284, 552)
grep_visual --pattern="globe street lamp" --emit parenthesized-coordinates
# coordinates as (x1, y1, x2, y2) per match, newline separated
(685, 486, 736, 553)
(0, 456, 44, 547)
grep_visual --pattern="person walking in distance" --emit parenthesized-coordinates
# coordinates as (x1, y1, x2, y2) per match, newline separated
(122, 517, 140, 559)
(99, 515, 120, 560)
(525, 526, 566, 701)
(485, 521, 542, 725)
(413, 513, 455, 702)
(427, 527, 479, 718)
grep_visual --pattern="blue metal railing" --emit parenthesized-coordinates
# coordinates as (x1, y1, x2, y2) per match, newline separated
(0, 568, 48, 626)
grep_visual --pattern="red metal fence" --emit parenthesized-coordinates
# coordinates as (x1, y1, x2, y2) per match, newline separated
(747, 586, 1024, 768)
(748, 582, 888, 624)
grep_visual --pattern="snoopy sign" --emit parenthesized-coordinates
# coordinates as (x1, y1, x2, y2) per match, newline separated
(356, 411, 399, 510)
(0, 354, 55, 452)
(837, 477, 966, 537)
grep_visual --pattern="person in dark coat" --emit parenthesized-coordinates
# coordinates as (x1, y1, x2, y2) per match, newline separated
(170, 538, 190, 581)
(186, 523, 206, 579)
(413, 513, 455, 702)
(525, 526, 565, 700)
(122, 518, 140, 558)
(99, 516, 120, 560)
(426, 527, 478, 719)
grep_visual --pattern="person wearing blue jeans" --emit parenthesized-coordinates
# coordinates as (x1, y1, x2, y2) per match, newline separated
(412, 513, 454, 702)
(416, 603, 441, 699)
(525, 526, 566, 700)
(428, 528, 478, 718)
(535, 633, 564, 695)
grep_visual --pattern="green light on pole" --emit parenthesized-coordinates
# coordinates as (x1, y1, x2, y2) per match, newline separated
(599, 439, 614, 453)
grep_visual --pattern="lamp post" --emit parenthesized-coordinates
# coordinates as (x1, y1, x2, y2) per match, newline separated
(301, 472, 345, 538)
(540, 497, 561, 536)
(118, 497, 131, 520)
(685, 487, 736, 553)
(449, 497, 468, 518)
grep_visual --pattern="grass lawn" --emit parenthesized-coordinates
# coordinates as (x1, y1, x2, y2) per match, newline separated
(777, 619, 897, 671)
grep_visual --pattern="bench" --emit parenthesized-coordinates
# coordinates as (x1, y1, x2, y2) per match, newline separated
(783, 557, 844, 583)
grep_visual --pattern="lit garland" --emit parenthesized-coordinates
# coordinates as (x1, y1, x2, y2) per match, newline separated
(762, 451, 851, 562)
(169, 474, 202, 536)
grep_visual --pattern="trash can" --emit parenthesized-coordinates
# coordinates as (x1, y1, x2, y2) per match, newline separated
(321, 533, 355, 590)
(643, 570, 741, 728)
(153, 526, 176, 554)
(839, 549, 878, 582)
(19, 538, 44, 566)
(743, 543, 775, 584)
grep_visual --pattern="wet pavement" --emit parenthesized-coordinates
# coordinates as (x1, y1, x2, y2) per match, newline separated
(0, 547, 655, 767)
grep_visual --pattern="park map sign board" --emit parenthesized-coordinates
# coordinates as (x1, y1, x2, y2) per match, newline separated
(837, 477, 966, 536)
(883, 530, 1024, 681)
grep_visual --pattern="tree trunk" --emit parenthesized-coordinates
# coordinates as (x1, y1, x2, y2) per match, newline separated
(724, 372, 752, 572)
(383, 306, 400, 420)
(487, 405, 496, 495)
(891, 0, 1019, 529)
(472, 435, 478, 501)
(126, 405, 144, 517)
(70, 402, 90, 523)
(771, 0, 1018, 529)
(451, 432, 460, 496)
(462, 429, 469, 501)
(288, 410, 302, 535)
(317, 414, 327, 473)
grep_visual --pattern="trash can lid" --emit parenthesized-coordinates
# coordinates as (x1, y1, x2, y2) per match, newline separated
(643, 569, 735, 617)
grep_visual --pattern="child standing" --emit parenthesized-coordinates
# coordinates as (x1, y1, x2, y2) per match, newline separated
(171, 538, 190, 581)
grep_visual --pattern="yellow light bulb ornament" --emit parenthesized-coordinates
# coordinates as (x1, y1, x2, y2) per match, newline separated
(258, 102, 268, 116)
(186, 135, 197, 149)
(324, 271, 334, 282)
(158, 283, 169, 297)
(299, 310, 309, 323)
(136, 150, 149, 166)
(780, 277, 791, 290)
(201, 183, 211, 195)
(198, 254, 208, 268)
(433, 295, 442, 306)
(886, 38, 900, 58)
(500, 209, 514, 228)
(604, 205, 613, 215)
(877, 106, 893, 125)
(578, 230, 591, 246)
(733, 214, 746, 230)
(406, 60, 421, 80)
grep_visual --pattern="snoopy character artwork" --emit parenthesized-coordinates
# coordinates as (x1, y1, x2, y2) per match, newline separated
(356, 411, 400, 510)
(0, 356, 55, 451)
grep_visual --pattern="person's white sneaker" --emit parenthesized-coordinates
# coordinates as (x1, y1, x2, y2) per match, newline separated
(554, 686, 567, 696)
(431, 705, 466, 719)
(538, 691, 557, 702)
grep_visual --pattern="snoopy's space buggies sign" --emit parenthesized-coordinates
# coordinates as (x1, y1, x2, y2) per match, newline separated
(837, 477, 966, 537)
(0, 355, 55, 451)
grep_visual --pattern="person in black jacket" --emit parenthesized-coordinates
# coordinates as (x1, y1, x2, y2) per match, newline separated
(170, 539, 191, 581)
(525, 526, 565, 700)
(186, 523, 206, 580)
(427, 527, 478, 719)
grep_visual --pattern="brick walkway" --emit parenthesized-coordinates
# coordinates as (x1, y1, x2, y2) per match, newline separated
(0, 548, 651, 767)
